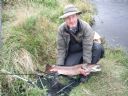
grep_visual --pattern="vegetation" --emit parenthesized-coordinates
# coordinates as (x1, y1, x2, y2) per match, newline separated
(1, 0, 128, 96)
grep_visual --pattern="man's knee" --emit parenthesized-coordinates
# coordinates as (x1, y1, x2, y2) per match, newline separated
(91, 42, 104, 64)
(92, 42, 103, 51)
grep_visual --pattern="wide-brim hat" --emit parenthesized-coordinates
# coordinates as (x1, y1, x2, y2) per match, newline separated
(59, 4, 82, 19)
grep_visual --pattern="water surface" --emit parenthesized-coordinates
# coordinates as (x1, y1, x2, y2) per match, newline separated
(92, 0, 128, 48)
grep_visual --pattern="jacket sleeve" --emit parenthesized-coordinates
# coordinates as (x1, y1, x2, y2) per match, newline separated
(82, 23, 94, 64)
(56, 27, 66, 65)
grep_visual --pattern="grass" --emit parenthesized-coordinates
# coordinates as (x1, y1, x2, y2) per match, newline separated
(1, 0, 128, 96)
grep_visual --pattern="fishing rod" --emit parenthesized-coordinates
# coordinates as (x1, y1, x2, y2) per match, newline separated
(0, 69, 37, 87)
(0, 69, 57, 90)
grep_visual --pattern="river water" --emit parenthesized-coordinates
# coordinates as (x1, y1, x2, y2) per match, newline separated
(91, 0, 128, 48)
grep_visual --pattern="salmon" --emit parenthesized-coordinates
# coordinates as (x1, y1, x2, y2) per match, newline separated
(45, 64, 101, 76)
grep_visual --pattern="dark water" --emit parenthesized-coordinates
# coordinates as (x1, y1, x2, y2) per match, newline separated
(92, 0, 128, 48)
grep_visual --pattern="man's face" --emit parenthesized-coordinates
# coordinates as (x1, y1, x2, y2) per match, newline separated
(64, 14, 78, 29)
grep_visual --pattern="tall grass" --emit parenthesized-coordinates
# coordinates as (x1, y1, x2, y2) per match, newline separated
(1, 0, 59, 95)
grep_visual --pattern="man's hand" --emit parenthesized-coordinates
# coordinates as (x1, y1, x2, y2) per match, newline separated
(79, 68, 90, 76)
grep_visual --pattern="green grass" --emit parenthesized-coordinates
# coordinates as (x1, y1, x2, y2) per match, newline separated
(1, 0, 128, 96)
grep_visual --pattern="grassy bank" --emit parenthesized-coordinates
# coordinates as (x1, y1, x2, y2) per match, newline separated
(1, 0, 128, 96)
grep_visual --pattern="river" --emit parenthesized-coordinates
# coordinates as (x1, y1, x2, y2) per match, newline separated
(91, 0, 128, 48)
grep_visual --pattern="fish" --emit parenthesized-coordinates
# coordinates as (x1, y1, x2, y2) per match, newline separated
(45, 64, 101, 76)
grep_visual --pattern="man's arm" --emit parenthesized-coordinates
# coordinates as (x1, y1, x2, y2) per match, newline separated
(56, 27, 66, 65)
(82, 22, 94, 64)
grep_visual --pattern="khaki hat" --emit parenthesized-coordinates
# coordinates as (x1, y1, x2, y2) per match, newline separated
(59, 4, 82, 19)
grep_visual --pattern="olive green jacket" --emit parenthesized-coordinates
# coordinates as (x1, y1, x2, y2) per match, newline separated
(56, 19, 94, 65)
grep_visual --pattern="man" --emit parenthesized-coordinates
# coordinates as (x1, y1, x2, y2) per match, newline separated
(56, 4, 104, 77)
(45, 5, 104, 96)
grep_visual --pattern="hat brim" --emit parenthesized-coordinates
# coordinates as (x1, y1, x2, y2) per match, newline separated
(59, 11, 82, 19)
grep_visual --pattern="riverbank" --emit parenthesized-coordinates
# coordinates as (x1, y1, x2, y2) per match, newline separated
(1, 0, 128, 96)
